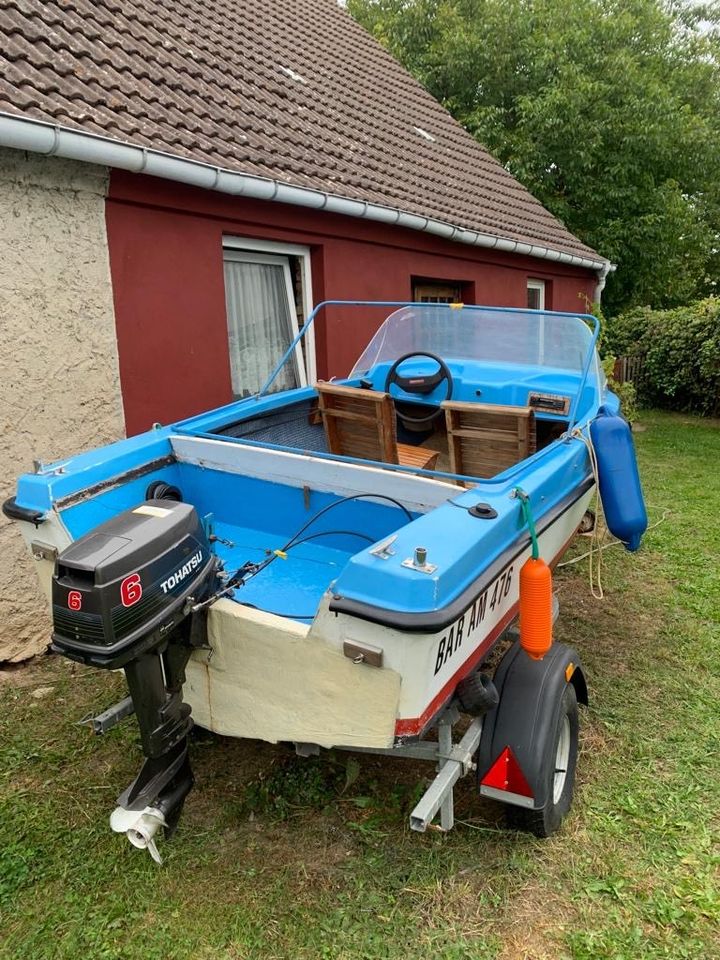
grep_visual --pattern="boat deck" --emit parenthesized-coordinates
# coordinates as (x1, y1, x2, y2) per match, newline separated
(211, 520, 357, 621)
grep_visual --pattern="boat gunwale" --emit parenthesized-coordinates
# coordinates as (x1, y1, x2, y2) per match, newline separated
(47, 402, 594, 514)
(327, 476, 595, 633)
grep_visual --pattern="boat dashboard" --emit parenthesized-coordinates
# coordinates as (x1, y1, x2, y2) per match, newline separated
(184, 360, 591, 432)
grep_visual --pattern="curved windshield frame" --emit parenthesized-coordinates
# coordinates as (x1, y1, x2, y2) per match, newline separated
(351, 304, 597, 377)
(260, 301, 602, 427)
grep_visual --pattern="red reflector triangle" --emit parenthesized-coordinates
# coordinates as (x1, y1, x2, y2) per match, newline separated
(481, 746, 534, 798)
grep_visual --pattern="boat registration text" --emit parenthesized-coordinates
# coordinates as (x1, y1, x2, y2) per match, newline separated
(433, 564, 514, 675)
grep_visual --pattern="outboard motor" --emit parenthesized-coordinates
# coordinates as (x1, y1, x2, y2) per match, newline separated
(51, 499, 219, 860)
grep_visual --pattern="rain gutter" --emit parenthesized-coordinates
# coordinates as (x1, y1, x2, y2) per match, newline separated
(0, 112, 614, 279)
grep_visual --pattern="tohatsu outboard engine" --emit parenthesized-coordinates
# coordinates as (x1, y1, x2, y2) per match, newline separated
(51, 499, 220, 861)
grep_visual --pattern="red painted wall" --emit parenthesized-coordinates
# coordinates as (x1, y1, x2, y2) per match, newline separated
(106, 172, 597, 434)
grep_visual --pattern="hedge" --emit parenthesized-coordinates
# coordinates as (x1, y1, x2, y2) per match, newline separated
(604, 298, 720, 416)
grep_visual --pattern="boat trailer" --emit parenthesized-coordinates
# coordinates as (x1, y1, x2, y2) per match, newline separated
(80, 605, 566, 855)
(84, 686, 483, 843)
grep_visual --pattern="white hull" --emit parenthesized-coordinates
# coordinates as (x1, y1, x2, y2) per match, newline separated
(184, 486, 593, 748)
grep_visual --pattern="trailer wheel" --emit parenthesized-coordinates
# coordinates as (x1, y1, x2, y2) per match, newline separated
(579, 509, 596, 534)
(456, 671, 499, 716)
(506, 683, 579, 837)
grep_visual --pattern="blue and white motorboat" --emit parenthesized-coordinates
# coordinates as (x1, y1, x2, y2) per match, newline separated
(4, 301, 647, 857)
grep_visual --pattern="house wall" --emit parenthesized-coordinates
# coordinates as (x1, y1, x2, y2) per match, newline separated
(107, 172, 598, 435)
(0, 149, 125, 662)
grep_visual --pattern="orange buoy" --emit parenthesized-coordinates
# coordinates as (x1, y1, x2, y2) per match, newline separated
(519, 556, 553, 660)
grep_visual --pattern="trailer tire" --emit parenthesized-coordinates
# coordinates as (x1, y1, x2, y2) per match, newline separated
(456, 672, 499, 716)
(579, 509, 596, 534)
(505, 682, 579, 837)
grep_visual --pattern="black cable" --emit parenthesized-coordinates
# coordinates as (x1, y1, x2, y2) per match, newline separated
(284, 529, 375, 550)
(229, 492, 413, 586)
(282, 493, 413, 552)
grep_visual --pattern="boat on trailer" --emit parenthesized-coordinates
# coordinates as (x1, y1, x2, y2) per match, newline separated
(4, 301, 647, 860)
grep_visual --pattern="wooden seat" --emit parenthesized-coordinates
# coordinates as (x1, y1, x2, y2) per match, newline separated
(316, 383, 439, 470)
(442, 401, 536, 479)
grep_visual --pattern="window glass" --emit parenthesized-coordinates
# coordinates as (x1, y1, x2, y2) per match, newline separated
(413, 280, 463, 303)
(527, 280, 546, 310)
(223, 252, 304, 397)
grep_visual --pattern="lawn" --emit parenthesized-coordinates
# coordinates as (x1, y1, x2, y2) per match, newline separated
(0, 410, 718, 960)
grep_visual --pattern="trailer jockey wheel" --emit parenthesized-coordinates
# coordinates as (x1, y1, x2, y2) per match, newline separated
(506, 683, 579, 837)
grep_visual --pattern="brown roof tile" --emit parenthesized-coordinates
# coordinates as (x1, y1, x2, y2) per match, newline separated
(0, 0, 604, 263)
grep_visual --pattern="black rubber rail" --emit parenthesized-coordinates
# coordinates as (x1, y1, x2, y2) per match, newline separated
(2, 497, 45, 525)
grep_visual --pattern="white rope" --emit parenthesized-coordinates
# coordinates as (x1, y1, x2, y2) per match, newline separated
(563, 425, 669, 599)
(569, 426, 605, 599)
(557, 537, 619, 568)
(557, 509, 669, 569)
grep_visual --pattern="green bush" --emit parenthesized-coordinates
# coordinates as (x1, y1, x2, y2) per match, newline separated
(579, 298, 638, 421)
(605, 299, 720, 416)
(602, 355, 639, 423)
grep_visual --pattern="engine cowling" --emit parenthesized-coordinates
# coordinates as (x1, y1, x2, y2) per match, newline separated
(52, 499, 216, 669)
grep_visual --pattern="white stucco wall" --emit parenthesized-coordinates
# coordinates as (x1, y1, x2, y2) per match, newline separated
(0, 148, 125, 662)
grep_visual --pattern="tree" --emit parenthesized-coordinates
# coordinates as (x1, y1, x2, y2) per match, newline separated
(348, 0, 720, 314)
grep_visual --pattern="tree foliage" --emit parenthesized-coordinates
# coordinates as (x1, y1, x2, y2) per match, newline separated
(348, 0, 720, 314)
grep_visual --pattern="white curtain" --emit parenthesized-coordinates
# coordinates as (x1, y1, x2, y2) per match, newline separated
(223, 256, 299, 396)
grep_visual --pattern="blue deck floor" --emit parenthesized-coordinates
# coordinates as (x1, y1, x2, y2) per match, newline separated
(211, 520, 357, 621)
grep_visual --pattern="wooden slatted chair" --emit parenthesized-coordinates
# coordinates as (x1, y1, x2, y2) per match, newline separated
(316, 383, 440, 470)
(442, 401, 536, 479)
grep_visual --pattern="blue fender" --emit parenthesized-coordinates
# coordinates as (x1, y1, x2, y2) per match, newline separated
(477, 641, 587, 810)
(590, 406, 647, 551)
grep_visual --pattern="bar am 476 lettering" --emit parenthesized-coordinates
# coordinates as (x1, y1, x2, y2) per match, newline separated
(434, 565, 514, 675)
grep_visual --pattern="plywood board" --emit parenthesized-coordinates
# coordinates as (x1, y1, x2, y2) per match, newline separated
(184, 599, 401, 749)
(170, 435, 456, 513)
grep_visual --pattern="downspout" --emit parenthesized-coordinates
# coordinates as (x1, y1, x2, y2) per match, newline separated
(594, 261, 614, 303)
(0, 112, 612, 276)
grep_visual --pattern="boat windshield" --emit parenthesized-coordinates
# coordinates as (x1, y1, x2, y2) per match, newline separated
(350, 304, 597, 377)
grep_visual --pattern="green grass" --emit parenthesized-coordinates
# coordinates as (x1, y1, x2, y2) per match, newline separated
(1, 410, 718, 960)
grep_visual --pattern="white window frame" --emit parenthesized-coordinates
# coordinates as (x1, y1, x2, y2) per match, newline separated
(527, 279, 546, 311)
(222, 236, 316, 385)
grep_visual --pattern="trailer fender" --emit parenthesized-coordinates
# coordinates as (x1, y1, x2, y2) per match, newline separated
(477, 640, 587, 810)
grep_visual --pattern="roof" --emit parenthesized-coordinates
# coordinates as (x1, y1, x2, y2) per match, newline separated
(0, 0, 606, 268)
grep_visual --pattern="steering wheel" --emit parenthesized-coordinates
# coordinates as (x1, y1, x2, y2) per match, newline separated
(384, 351, 454, 426)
